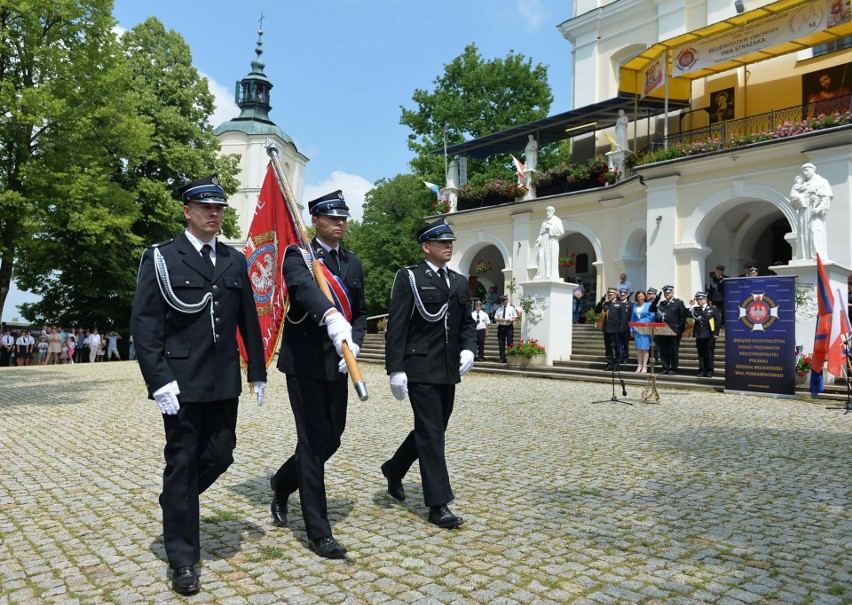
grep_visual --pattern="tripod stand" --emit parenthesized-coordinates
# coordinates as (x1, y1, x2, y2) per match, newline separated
(826, 334, 852, 414)
(633, 323, 675, 403)
(593, 332, 631, 405)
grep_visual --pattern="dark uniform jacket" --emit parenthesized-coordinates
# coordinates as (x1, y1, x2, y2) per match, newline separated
(385, 261, 476, 385)
(131, 233, 266, 402)
(595, 297, 630, 334)
(710, 274, 727, 305)
(656, 297, 687, 335)
(691, 304, 720, 339)
(276, 240, 367, 382)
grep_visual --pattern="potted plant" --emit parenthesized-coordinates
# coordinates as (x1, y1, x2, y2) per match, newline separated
(795, 351, 812, 384)
(376, 318, 386, 333)
(432, 199, 451, 214)
(559, 254, 576, 268)
(585, 308, 602, 328)
(683, 317, 695, 337)
(474, 258, 491, 274)
(506, 338, 547, 368)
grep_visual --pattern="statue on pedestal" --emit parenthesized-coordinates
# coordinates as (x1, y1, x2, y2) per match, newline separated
(790, 163, 833, 260)
(615, 109, 629, 152)
(524, 135, 538, 173)
(534, 206, 564, 280)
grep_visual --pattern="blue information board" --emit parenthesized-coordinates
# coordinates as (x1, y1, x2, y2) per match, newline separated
(723, 275, 796, 396)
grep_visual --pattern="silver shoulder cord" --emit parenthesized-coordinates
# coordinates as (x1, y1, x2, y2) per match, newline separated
(153, 247, 217, 342)
(284, 246, 312, 325)
(406, 268, 449, 342)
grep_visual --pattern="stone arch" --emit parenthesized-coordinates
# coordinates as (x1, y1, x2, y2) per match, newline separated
(454, 233, 512, 276)
(683, 184, 797, 245)
(558, 221, 604, 261)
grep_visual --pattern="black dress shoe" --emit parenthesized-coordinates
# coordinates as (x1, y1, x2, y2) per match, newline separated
(309, 535, 347, 559)
(428, 504, 464, 529)
(270, 475, 288, 526)
(171, 566, 199, 595)
(697, 372, 706, 377)
(381, 462, 405, 501)
(707, 372, 714, 378)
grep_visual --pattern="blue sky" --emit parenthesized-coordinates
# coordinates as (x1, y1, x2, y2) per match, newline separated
(3, 0, 576, 321)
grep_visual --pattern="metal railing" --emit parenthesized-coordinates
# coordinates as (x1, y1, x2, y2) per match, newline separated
(648, 95, 851, 152)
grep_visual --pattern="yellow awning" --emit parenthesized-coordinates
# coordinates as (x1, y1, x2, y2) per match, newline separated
(619, 0, 852, 101)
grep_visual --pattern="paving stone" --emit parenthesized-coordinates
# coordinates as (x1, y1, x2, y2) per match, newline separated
(0, 362, 848, 603)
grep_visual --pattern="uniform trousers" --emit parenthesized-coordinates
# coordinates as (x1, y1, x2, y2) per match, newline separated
(273, 375, 347, 540)
(384, 382, 455, 507)
(475, 329, 486, 359)
(161, 397, 239, 568)
(657, 335, 681, 372)
(696, 338, 715, 374)
(603, 331, 622, 366)
(497, 324, 514, 361)
(620, 330, 630, 362)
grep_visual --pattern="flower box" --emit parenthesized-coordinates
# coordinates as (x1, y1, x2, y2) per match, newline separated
(507, 355, 547, 369)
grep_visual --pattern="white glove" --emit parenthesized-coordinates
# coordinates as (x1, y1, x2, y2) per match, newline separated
(389, 372, 408, 401)
(252, 381, 267, 406)
(153, 380, 181, 415)
(459, 350, 475, 377)
(337, 342, 360, 374)
(324, 312, 353, 357)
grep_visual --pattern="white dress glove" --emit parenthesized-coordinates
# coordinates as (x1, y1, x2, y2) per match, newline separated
(324, 311, 353, 357)
(152, 380, 181, 415)
(252, 381, 267, 406)
(459, 349, 475, 377)
(389, 371, 408, 401)
(337, 342, 360, 374)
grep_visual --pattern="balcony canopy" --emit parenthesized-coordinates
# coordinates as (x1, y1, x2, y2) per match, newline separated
(438, 95, 689, 159)
(620, 0, 852, 100)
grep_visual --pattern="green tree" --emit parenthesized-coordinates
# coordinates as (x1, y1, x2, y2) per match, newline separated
(12, 15, 240, 328)
(400, 43, 552, 185)
(0, 0, 150, 325)
(350, 174, 434, 312)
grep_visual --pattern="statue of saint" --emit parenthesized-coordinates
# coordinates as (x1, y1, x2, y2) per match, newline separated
(614, 109, 629, 151)
(524, 135, 538, 172)
(791, 163, 833, 260)
(534, 206, 565, 280)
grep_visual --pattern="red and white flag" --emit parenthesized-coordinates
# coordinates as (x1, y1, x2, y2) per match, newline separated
(238, 163, 300, 369)
(827, 287, 851, 378)
(511, 155, 525, 182)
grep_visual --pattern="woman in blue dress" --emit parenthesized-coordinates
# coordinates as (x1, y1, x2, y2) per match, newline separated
(630, 290, 653, 373)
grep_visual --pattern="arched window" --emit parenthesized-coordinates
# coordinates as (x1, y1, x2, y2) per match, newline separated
(576, 253, 589, 273)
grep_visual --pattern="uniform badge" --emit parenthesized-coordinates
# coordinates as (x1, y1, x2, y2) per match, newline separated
(737, 292, 779, 331)
(247, 233, 278, 315)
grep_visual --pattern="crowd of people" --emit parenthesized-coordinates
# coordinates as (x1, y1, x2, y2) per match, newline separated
(0, 323, 131, 367)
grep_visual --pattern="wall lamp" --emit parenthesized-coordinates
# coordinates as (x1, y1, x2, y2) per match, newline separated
(655, 215, 663, 225)
(735, 0, 745, 13)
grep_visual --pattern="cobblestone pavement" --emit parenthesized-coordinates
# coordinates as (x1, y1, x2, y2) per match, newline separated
(0, 361, 849, 605)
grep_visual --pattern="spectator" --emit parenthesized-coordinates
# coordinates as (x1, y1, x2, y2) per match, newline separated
(128, 334, 136, 361)
(38, 334, 48, 365)
(613, 273, 633, 295)
(1, 328, 14, 366)
(46, 326, 62, 365)
(106, 331, 121, 361)
(573, 281, 585, 323)
(88, 327, 102, 363)
(15, 330, 29, 366)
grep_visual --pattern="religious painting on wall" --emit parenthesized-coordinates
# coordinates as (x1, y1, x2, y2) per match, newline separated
(802, 61, 852, 118)
(709, 88, 735, 124)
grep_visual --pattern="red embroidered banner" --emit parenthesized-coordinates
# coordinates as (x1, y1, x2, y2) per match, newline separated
(238, 163, 300, 368)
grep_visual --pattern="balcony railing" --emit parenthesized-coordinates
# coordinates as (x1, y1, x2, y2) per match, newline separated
(648, 95, 851, 151)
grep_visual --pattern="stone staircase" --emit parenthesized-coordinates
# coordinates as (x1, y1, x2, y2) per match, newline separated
(360, 324, 851, 403)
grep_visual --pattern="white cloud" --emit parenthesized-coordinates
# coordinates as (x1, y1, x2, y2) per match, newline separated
(200, 71, 240, 129)
(515, 0, 546, 28)
(112, 25, 126, 39)
(304, 171, 375, 223)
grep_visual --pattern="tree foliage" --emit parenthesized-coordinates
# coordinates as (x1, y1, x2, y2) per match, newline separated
(346, 174, 435, 313)
(400, 43, 552, 185)
(4, 10, 239, 329)
(0, 0, 150, 326)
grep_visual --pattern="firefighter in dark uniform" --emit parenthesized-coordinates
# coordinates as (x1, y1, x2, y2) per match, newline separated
(655, 285, 687, 375)
(617, 287, 631, 364)
(269, 190, 366, 559)
(131, 175, 267, 596)
(381, 218, 477, 529)
(690, 291, 720, 377)
(595, 287, 629, 370)
(710, 265, 727, 325)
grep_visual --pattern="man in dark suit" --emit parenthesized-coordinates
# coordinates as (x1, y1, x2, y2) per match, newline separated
(381, 218, 476, 529)
(270, 190, 365, 559)
(595, 287, 629, 370)
(655, 285, 687, 375)
(689, 291, 720, 377)
(131, 175, 267, 596)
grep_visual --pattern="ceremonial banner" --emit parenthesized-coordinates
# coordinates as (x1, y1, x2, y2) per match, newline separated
(672, 0, 851, 77)
(238, 163, 300, 368)
(642, 50, 667, 98)
(724, 275, 796, 397)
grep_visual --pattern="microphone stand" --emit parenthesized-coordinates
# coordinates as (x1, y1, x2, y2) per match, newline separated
(593, 332, 632, 406)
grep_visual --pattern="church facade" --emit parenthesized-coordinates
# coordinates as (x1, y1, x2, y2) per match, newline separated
(439, 0, 851, 318)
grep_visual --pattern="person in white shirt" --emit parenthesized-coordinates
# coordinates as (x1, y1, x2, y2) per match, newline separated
(88, 327, 102, 363)
(15, 332, 28, 366)
(493, 295, 518, 362)
(471, 300, 491, 361)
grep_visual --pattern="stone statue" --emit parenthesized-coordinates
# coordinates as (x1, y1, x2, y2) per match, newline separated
(534, 206, 564, 280)
(615, 109, 629, 152)
(524, 135, 538, 173)
(791, 163, 833, 260)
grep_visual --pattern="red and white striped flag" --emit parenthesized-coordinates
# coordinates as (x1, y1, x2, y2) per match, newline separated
(511, 155, 525, 182)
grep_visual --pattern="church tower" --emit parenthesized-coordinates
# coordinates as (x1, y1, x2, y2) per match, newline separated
(214, 24, 308, 247)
